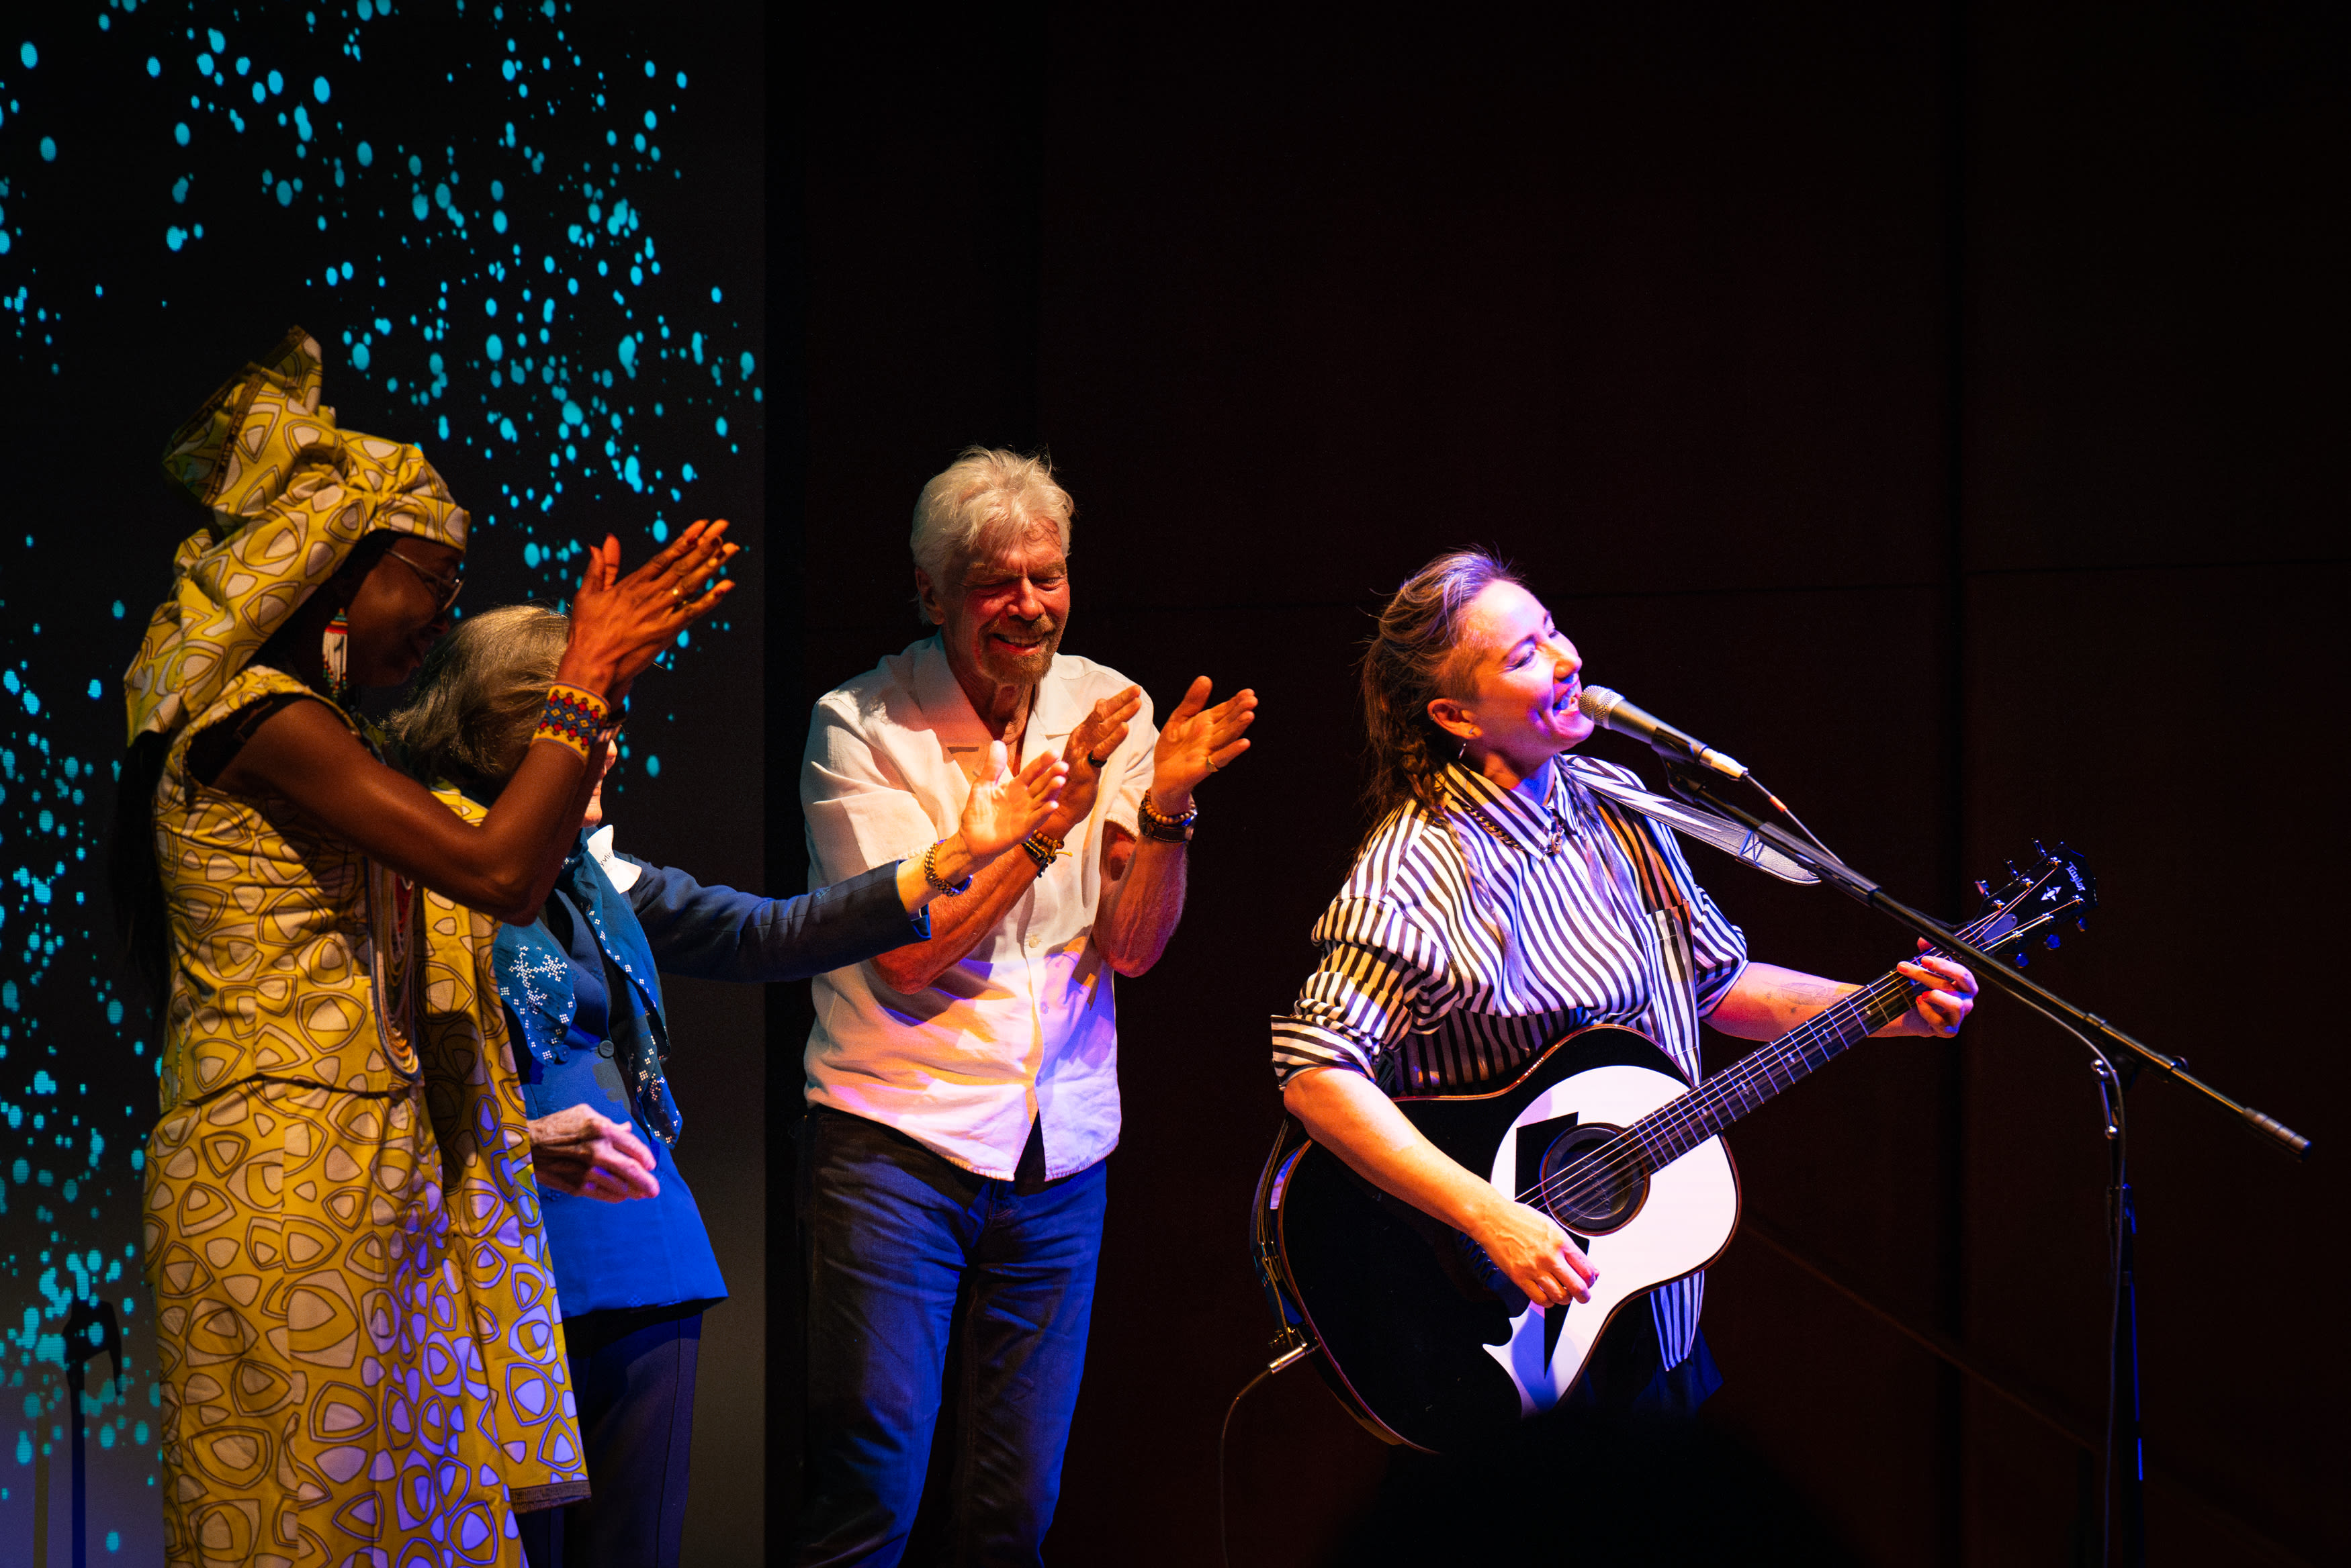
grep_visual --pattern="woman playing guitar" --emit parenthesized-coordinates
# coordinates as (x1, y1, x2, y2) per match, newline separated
(1269, 549, 1979, 1414)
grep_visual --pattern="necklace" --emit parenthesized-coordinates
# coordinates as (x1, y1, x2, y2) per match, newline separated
(1541, 773, 1584, 858)
(1453, 788, 1581, 860)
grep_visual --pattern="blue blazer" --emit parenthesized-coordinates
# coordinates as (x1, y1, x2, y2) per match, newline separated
(492, 828, 923, 1317)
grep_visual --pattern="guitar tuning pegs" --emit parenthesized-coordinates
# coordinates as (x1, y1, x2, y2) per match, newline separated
(2004, 860, 2021, 878)
(2076, 919, 2088, 931)
(2013, 952, 2030, 967)
(1973, 880, 1992, 899)
(2044, 933, 2061, 950)
(2032, 839, 2050, 860)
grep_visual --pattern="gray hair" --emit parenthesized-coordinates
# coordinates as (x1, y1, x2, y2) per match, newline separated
(386, 603, 570, 794)
(910, 447, 1075, 603)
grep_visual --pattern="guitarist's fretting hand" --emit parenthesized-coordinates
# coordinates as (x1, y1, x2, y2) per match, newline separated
(1891, 943, 1978, 1037)
(1709, 951, 1978, 1042)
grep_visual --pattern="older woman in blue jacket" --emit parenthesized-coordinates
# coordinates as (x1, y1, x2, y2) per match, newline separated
(389, 604, 1063, 1568)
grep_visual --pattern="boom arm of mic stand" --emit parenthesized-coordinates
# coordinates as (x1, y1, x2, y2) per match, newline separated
(1662, 764, 2311, 1162)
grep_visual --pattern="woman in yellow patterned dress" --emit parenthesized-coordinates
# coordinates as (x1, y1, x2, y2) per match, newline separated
(110, 330, 736, 1567)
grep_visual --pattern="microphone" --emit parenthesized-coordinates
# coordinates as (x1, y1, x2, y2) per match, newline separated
(1577, 687, 1750, 780)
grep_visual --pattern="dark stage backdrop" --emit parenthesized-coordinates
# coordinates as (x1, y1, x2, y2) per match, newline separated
(0, 1, 765, 1561)
(779, 3, 2345, 1565)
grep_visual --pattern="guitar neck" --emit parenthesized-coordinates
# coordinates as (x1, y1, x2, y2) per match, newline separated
(1628, 962, 1926, 1170)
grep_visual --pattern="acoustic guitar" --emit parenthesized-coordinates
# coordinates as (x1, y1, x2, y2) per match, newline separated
(1252, 843, 2095, 1452)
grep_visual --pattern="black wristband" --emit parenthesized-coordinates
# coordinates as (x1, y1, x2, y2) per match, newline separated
(1137, 794, 1197, 844)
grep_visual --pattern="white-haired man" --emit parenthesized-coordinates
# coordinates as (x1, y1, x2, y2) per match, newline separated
(793, 448, 1257, 1564)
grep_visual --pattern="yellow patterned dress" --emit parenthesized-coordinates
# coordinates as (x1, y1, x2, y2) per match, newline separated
(142, 664, 588, 1568)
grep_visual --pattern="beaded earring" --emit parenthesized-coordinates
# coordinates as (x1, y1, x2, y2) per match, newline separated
(321, 609, 351, 704)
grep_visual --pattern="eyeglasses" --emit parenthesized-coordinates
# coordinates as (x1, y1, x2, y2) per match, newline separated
(384, 547, 465, 613)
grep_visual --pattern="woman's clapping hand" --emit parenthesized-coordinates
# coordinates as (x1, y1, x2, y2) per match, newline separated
(559, 518, 740, 700)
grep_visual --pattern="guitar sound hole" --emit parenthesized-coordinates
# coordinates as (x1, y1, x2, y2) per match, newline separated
(1536, 1123, 1646, 1235)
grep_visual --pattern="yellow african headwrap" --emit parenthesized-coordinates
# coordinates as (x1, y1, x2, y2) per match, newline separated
(122, 327, 470, 743)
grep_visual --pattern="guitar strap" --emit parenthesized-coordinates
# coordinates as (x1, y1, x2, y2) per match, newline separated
(1585, 793, 1711, 1373)
(1588, 796, 1691, 929)
(1587, 795, 1700, 1067)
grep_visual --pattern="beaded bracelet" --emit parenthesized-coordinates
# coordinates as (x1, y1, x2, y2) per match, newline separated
(533, 683, 611, 762)
(1020, 830, 1065, 877)
(1137, 794, 1198, 845)
(920, 840, 973, 896)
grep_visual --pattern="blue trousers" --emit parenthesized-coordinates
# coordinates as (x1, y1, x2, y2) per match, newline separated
(517, 1305, 703, 1568)
(793, 1107, 1108, 1567)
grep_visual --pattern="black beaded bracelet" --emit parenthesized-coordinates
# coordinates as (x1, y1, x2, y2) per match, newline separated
(1020, 831, 1065, 876)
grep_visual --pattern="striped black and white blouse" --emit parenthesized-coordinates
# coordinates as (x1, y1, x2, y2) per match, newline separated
(1270, 753, 1749, 1369)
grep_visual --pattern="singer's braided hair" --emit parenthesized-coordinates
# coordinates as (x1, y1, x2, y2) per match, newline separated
(1359, 549, 1536, 976)
(1360, 547, 1524, 829)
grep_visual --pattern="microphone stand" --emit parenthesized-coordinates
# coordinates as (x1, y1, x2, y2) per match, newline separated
(2089, 1054, 2145, 1568)
(1657, 760, 2307, 1156)
(64, 1297, 120, 1568)
(1655, 759, 2308, 1568)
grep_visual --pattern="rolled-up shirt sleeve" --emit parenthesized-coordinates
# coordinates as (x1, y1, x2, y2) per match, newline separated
(1270, 896, 1445, 1089)
(802, 694, 947, 884)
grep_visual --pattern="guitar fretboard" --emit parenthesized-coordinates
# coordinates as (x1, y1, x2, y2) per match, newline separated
(1620, 920, 1991, 1171)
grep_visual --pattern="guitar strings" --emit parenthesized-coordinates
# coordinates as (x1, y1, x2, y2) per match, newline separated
(1511, 912, 1998, 1221)
(1513, 972, 1914, 1220)
(1511, 858, 2076, 1220)
(1635, 968, 1918, 1154)
(1531, 957, 1931, 1215)
(1550, 889, 2033, 1199)
(1519, 901, 2013, 1218)
(1515, 966, 1922, 1219)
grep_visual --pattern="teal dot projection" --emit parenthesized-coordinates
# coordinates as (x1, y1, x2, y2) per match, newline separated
(3, 1, 756, 703)
(0, 649, 142, 1528)
(0, 0, 758, 1543)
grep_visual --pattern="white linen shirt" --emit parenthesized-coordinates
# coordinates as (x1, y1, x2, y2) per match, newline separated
(800, 635, 1155, 1180)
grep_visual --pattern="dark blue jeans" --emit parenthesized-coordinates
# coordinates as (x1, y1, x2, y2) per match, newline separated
(794, 1107, 1108, 1567)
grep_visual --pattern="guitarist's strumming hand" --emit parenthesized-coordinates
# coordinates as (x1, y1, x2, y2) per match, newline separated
(1284, 1066, 1599, 1311)
(1468, 1195, 1598, 1309)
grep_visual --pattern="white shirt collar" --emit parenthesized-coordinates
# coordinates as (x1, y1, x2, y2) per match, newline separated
(910, 633, 1085, 769)
(584, 822, 641, 892)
